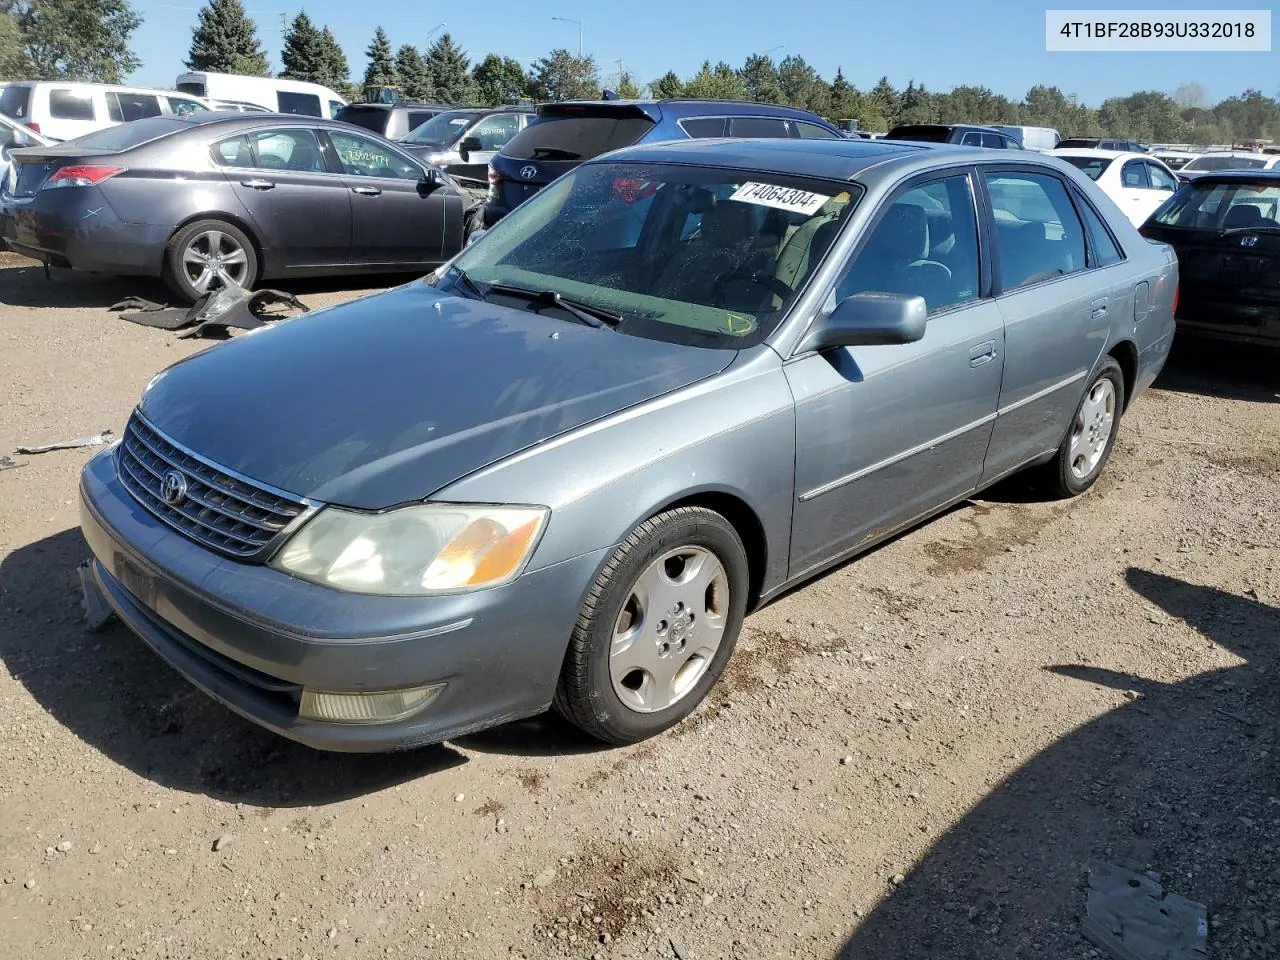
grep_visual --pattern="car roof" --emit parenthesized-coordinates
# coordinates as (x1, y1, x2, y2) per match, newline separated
(340, 102, 455, 111)
(601, 136, 1024, 182)
(1052, 148, 1139, 159)
(891, 122, 1003, 133)
(549, 98, 831, 121)
(1185, 169, 1280, 182)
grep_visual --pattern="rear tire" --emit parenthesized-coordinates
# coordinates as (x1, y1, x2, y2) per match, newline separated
(1040, 357, 1125, 498)
(553, 507, 749, 745)
(164, 219, 259, 303)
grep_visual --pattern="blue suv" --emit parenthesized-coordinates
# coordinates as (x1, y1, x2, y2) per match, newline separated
(479, 99, 844, 229)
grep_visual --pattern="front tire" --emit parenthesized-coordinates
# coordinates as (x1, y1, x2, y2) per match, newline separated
(164, 219, 259, 303)
(553, 507, 749, 745)
(1042, 357, 1125, 498)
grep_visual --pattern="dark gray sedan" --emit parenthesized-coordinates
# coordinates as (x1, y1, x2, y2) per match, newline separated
(1, 113, 471, 300)
(78, 138, 1177, 751)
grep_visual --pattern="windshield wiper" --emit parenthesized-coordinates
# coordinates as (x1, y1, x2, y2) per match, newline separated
(487, 283, 621, 329)
(1220, 225, 1280, 236)
(450, 266, 488, 301)
(528, 147, 581, 161)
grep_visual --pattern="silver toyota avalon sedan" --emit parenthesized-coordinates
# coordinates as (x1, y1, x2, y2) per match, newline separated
(78, 137, 1178, 751)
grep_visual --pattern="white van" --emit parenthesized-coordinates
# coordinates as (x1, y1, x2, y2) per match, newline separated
(0, 82, 210, 141)
(992, 125, 1061, 153)
(175, 72, 346, 120)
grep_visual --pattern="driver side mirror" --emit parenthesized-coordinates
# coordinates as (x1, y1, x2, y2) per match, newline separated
(457, 136, 482, 162)
(420, 166, 444, 189)
(796, 292, 927, 353)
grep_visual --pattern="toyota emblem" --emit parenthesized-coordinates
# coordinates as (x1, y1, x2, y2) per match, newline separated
(519, 165, 537, 180)
(160, 469, 189, 506)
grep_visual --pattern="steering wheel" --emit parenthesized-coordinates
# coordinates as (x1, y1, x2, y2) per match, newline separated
(711, 269, 793, 308)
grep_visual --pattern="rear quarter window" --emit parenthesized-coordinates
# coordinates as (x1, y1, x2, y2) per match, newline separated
(679, 117, 727, 138)
(727, 116, 789, 138)
(50, 89, 97, 121)
(501, 115, 655, 161)
(277, 91, 322, 117)
(107, 92, 162, 123)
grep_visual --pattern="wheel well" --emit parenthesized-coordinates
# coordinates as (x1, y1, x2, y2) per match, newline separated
(165, 212, 266, 278)
(655, 492, 768, 609)
(1108, 340, 1138, 411)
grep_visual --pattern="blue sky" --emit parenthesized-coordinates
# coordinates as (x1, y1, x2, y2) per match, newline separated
(130, 0, 1277, 106)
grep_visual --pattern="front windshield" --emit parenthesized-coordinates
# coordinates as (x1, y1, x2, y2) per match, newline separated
(1059, 155, 1107, 180)
(1153, 181, 1280, 229)
(1184, 155, 1266, 171)
(403, 110, 475, 146)
(436, 162, 860, 349)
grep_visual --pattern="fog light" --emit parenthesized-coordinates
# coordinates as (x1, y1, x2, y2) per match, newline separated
(298, 684, 445, 724)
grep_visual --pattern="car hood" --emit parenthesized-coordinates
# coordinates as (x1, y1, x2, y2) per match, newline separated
(137, 282, 734, 509)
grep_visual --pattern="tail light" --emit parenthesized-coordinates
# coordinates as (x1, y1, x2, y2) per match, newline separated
(487, 163, 501, 185)
(43, 165, 127, 190)
(25, 121, 40, 134)
(1171, 282, 1179, 316)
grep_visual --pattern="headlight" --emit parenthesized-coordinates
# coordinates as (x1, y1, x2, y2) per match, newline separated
(273, 503, 548, 595)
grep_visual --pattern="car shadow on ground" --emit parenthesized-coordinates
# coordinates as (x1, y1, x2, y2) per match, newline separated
(836, 567, 1278, 959)
(0, 260, 414, 310)
(0, 528, 469, 807)
(1154, 334, 1280, 404)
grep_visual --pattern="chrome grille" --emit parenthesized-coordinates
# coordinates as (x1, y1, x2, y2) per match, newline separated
(116, 414, 310, 560)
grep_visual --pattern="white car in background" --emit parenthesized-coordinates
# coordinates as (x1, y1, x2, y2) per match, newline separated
(1178, 151, 1279, 177)
(0, 82, 210, 140)
(1052, 149, 1180, 226)
(1152, 150, 1198, 171)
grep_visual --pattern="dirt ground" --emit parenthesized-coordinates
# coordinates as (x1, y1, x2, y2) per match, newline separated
(1, 254, 1278, 960)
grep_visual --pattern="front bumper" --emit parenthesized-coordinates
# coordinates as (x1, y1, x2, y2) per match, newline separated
(79, 448, 609, 752)
(1, 188, 168, 275)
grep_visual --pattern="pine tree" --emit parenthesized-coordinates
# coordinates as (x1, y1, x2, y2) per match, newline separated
(186, 0, 269, 76)
(314, 26, 348, 91)
(279, 11, 322, 82)
(651, 70, 683, 99)
(395, 44, 433, 101)
(472, 53, 529, 106)
(829, 68, 859, 120)
(425, 32, 475, 104)
(19, 0, 141, 82)
(362, 26, 395, 86)
(739, 54, 782, 104)
(530, 49, 598, 102)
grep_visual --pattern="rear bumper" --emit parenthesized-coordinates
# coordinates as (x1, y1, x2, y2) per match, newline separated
(1176, 295, 1280, 346)
(0, 188, 168, 275)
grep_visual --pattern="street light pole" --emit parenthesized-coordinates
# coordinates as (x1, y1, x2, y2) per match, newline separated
(552, 16, 584, 56)
(425, 22, 446, 44)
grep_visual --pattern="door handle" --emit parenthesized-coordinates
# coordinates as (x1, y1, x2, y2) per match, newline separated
(239, 179, 275, 190)
(1091, 297, 1108, 320)
(351, 186, 381, 196)
(968, 340, 997, 367)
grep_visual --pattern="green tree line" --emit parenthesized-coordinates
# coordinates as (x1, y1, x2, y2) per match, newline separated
(3, 0, 1278, 144)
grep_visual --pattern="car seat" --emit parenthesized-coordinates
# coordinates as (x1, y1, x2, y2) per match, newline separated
(840, 203, 953, 311)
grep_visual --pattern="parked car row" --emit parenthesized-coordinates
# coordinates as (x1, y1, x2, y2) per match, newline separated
(74, 135, 1179, 751)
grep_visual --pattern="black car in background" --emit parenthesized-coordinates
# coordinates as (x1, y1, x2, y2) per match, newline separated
(885, 124, 1021, 149)
(480, 98, 844, 230)
(334, 102, 455, 141)
(1, 113, 471, 301)
(1140, 170, 1280, 346)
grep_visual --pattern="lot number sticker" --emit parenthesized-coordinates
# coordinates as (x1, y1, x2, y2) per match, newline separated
(730, 182, 830, 215)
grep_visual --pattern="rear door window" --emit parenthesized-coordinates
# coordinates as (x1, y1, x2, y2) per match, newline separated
(680, 117, 727, 138)
(726, 116, 789, 138)
(1120, 160, 1150, 188)
(961, 131, 982, 146)
(407, 111, 435, 131)
(107, 92, 162, 123)
(210, 134, 255, 168)
(250, 129, 327, 172)
(792, 120, 840, 139)
(501, 114, 655, 161)
(985, 171, 1088, 290)
(0, 84, 33, 120)
(50, 89, 97, 121)
(277, 91, 322, 117)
